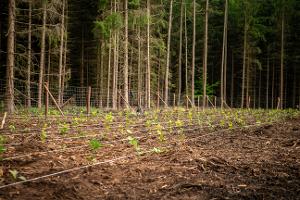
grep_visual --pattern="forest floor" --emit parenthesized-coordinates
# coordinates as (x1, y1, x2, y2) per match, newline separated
(0, 109, 299, 200)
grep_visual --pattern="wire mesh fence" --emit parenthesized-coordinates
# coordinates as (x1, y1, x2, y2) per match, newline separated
(0, 80, 224, 113)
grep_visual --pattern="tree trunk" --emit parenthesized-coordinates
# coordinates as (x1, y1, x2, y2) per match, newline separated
(107, 35, 112, 108)
(280, 12, 284, 109)
(191, 0, 196, 106)
(185, 2, 188, 97)
(62, 0, 68, 105)
(258, 68, 262, 108)
(137, 25, 141, 107)
(146, 0, 151, 108)
(112, 0, 118, 109)
(47, 36, 51, 84)
(221, 0, 228, 108)
(230, 53, 234, 107)
(5, 0, 15, 113)
(80, 28, 84, 88)
(266, 49, 269, 109)
(177, 0, 183, 106)
(164, 0, 173, 107)
(38, 1, 47, 108)
(293, 66, 296, 108)
(272, 63, 275, 109)
(123, 0, 129, 108)
(241, 16, 247, 108)
(58, 0, 65, 105)
(203, 0, 209, 108)
(26, 0, 32, 108)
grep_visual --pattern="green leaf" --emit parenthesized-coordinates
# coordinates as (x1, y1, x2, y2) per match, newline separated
(9, 170, 18, 180)
(89, 139, 102, 151)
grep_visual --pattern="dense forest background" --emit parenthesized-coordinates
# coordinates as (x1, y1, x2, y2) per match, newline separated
(0, 0, 300, 112)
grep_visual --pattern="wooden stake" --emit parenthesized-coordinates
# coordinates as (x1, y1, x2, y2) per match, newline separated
(157, 93, 168, 107)
(44, 84, 64, 116)
(197, 96, 200, 111)
(1, 112, 7, 129)
(173, 93, 176, 107)
(277, 97, 281, 110)
(156, 92, 160, 108)
(118, 90, 131, 109)
(45, 82, 49, 119)
(61, 96, 75, 109)
(86, 86, 91, 116)
(214, 96, 217, 108)
(186, 96, 189, 110)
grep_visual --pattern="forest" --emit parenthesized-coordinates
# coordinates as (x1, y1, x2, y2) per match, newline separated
(0, 0, 299, 112)
(0, 0, 300, 199)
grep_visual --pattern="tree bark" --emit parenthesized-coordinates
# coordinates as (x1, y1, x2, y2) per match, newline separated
(58, 0, 65, 105)
(191, 0, 196, 106)
(241, 16, 247, 108)
(185, 2, 188, 97)
(123, 0, 129, 108)
(203, 0, 209, 108)
(5, 0, 15, 113)
(266, 49, 269, 109)
(27, 0, 32, 108)
(177, 0, 183, 106)
(146, 0, 151, 108)
(164, 0, 173, 107)
(280, 12, 284, 109)
(221, 0, 228, 108)
(38, 1, 47, 108)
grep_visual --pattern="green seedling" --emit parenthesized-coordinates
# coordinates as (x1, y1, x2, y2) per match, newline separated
(9, 125, 16, 132)
(152, 147, 163, 154)
(89, 139, 102, 151)
(0, 136, 6, 154)
(128, 136, 140, 152)
(40, 124, 48, 143)
(59, 123, 70, 135)
(9, 169, 26, 181)
(156, 124, 165, 142)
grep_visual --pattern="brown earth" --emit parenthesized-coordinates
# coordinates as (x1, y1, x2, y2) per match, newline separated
(0, 118, 299, 200)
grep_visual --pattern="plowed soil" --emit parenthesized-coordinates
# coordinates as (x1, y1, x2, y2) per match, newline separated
(0, 118, 299, 200)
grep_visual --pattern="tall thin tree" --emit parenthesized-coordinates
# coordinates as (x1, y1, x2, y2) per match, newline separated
(38, 0, 47, 108)
(164, 0, 173, 107)
(203, 0, 209, 108)
(177, 0, 184, 106)
(27, 0, 32, 108)
(146, 0, 151, 108)
(5, 0, 15, 113)
(124, 0, 129, 108)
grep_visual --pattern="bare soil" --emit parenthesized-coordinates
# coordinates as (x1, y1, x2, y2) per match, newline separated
(0, 117, 299, 200)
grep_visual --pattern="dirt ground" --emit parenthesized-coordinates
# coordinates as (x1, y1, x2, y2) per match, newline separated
(0, 117, 299, 200)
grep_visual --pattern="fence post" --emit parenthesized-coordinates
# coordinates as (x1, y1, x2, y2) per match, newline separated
(173, 93, 176, 107)
(86, 86, 91, 116)
(277, 97, 281, 110)
(197, 96, 200, 111)
(45, 82, 49, 119)
(157, 92, 160, 108)
(214, 96, 217, 108)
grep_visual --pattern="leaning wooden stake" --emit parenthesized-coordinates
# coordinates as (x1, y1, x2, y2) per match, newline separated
(1, 112, 7, 129)
(86, 86, 91, 116)
(157, 93, 168, 108)
(118, 90, 131, 109)
(44, 84, 64, 116)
